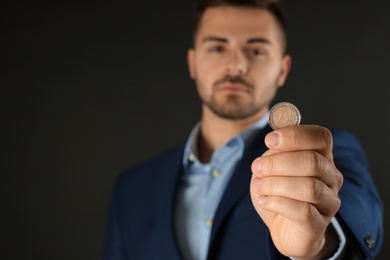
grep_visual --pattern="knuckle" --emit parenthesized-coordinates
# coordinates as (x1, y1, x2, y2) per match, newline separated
(291, 129, 300, 145)
(303, 178, 323, 201)
(301, 203, 318, 221)
(327, 195, 342, 216)
(334, 197, 341, 210)
(335, 171, 344, 189)
(302, 151, 321, 172)
(319, 127, 333, 147)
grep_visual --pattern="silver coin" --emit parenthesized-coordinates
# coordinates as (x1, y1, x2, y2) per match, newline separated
(268, 102, 301, 130)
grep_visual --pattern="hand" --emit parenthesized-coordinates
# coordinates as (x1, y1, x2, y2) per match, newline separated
(250, 125, 343, 259)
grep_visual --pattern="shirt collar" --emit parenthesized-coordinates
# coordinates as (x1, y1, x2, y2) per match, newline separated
(182, 114, 269, 167)
(239, 114, 269, 147)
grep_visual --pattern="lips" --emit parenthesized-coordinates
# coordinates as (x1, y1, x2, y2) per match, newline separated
(218, 84, 250, 94)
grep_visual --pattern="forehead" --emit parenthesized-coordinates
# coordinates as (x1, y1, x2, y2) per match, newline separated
(196, 6, 282, 45)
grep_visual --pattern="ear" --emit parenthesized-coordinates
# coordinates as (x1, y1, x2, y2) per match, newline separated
(187, 48, 196, 79)
(277, 54, 292, 87)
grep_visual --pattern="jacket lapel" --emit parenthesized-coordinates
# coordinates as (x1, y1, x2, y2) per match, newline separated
(209, 125, 272, 246)
(155, 146, 185, 260)
(153, 125, 272, 259)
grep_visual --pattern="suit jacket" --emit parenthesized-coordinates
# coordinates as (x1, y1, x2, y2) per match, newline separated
(104, 125, 383, 260)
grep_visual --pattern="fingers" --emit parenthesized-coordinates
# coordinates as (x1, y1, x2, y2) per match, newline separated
(252, 192, 325, 223)
(252, 150, 343, 190)
(264, 125, 333, 160)
(250, 124, 342, 258)
(250, 124, 343, 221)
(251, 176, 341, 217)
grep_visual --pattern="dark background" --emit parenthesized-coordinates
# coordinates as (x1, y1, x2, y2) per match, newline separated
(2, 1, 389, 259)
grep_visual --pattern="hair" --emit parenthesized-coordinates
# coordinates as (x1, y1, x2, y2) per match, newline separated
(192, 0, 288, 52)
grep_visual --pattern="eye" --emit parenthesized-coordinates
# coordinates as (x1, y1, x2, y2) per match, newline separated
(209, 46, 224, 53)
(249, 48, 264, 56)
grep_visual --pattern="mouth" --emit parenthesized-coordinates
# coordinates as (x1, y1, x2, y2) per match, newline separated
(217, 84, 250, 94)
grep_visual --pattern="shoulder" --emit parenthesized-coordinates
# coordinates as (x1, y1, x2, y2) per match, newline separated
(114, 144, 185, 189)
(329, 128, 367, 164)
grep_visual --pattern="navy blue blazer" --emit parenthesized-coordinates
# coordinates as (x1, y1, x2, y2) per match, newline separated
(104, 125, 383, 260)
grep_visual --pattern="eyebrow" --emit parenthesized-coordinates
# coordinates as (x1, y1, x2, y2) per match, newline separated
(247, 37, 272, 45)
(201, 36, 228, 43)
(201, 36, 272, 45)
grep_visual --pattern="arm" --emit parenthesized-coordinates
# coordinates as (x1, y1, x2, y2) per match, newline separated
(332, 130, 383, 258)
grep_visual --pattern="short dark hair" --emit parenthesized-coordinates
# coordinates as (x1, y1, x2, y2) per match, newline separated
(192, 0, 288, 52)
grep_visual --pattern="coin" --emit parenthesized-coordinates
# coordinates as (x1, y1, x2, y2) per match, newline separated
(268, 102, 301, 130)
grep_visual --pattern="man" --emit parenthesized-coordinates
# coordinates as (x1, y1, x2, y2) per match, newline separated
(104, 0, 383, 259)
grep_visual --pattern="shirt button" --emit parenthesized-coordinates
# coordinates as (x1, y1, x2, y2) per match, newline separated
(205, 219, 213, 227)
(188, 153, 196, 162)
(212, 169, 221, 178)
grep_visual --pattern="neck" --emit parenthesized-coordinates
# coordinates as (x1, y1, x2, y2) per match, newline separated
(197, 106, 267, 163)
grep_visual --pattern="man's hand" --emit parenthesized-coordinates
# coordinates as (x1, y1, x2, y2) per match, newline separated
(250, 125, 343, 259)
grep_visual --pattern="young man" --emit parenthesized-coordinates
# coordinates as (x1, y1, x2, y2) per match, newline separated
(104, 1, 383, 259)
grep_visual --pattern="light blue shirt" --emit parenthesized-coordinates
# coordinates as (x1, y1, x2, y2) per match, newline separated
(174, 115, 345, 260)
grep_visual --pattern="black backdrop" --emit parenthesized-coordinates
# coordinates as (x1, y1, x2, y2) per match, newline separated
(2, 1, 389, 259)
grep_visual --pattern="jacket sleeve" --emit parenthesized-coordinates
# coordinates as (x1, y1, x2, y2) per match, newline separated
(331, 129, 383, 259)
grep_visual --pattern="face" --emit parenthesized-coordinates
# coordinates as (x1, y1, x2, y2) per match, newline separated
(188, 6, 291, 120)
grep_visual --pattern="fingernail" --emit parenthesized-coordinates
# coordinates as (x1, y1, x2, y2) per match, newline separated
(258, 195, 268, 204)
(252, 160, 261, 174)
(252, 178, 261, 190)
(266, 132, 280, 147)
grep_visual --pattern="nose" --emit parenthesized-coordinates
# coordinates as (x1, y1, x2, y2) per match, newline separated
(226, 50, 249, 75)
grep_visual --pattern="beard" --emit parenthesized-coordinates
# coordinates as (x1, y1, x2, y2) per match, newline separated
(203, 94, 260, 120)
(200, 75, 263, 120)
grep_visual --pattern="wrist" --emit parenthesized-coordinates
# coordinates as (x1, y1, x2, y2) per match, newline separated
(294, 224, 339, 260)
